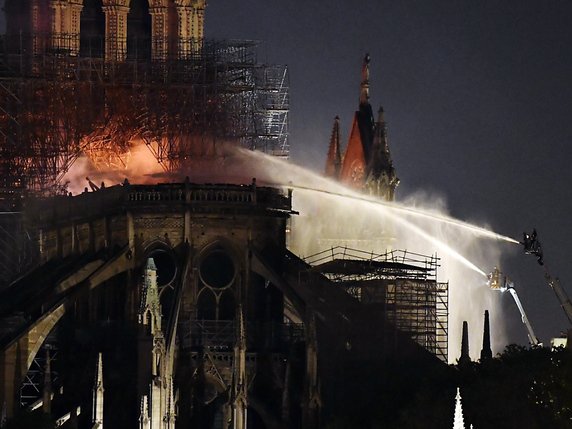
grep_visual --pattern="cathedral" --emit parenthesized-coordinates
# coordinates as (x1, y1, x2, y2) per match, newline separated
(0, 4, 450, 429)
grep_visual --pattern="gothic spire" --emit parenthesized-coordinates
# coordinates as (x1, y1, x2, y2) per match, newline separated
(230, 304, 247, 429)
(459, 321, 471, 366)
(166, 377, 176, 428)
(367, 108, 396, 177)
(139, 395, 150, 429)
(234, 303, 247, 389)
(360, 53, 371, 106)
(325, 116, 342, 178)
(376, 107, 389, 153)
(92, 353, 104, 428)
(453, 388, 465, 429)
(139, 258, 162, 335)
(480, 310, 493, 361)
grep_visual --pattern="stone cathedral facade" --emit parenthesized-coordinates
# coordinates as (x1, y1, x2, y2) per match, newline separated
(4, 0, 206, 61)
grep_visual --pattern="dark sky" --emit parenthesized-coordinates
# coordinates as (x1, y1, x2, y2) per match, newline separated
(205, 1, 572, 346)
(0, 1, 570, 348)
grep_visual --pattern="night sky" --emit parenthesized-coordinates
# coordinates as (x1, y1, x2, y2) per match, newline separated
(1, 1, 571, 349)
(205, 1, 572, 347)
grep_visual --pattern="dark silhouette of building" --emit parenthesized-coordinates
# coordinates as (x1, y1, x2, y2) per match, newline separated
(459, 320, 471, 366)
(480, 310, 493, 361)
(0, 182, 448, 428)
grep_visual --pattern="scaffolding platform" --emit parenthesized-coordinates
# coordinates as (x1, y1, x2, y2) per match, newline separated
(305, 246, 448, 362)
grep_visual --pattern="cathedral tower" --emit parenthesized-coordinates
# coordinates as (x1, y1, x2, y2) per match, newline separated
(332, 54, 399, 200)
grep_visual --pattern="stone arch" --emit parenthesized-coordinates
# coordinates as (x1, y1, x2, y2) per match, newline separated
(0, 303, 66, 419)
(142, 239, 179, 288)
(80, 0, 105, 56)
(193, 238, 241, 321)
(217, 290, 236, 320)
(196, 238, 241, 280)
(24, 303, 66, 379)
(0, 246, 135, 418)
(196, 288, 216, 320)
(195, 238, 242, 277)
(127, 0, 152, 59)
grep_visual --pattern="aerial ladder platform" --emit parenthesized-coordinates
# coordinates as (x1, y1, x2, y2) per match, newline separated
(488, 267, 540, 346)
(522, 229, 572, 326)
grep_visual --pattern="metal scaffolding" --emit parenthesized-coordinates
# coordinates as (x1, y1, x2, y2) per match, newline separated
(0, 34, 289, 199)
(305, 246, 449, 362)
(0, 33, 288, 288)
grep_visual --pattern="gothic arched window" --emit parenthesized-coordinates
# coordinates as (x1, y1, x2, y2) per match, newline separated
(196, 246, 237, 321)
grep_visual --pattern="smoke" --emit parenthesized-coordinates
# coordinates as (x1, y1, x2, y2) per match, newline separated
(61, 143, 510, 361)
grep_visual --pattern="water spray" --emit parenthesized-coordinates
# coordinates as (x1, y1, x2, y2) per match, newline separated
(233, 148, 516, 278)
(292, 186, 489, 278)
(390, 213, 488, 278)
(233, 149, 519, 245)
(285, 184, 520, 245)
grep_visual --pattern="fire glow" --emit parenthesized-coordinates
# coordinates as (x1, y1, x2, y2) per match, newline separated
(63, 143, 513, 362)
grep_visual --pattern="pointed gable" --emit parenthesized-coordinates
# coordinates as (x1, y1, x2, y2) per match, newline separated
(339, 112, 368, 187)
(329, 53, 398, 200)
(339, 54, 376, 188)
(325, 116, 342, 178)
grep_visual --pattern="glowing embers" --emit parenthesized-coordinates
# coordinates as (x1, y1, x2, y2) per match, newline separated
(81, 130, 133, 172)
(197, 245, 236, 321)
(80, 90, 145, 173)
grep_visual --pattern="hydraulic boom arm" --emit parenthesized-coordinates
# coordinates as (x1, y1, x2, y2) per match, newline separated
(522, 229, 572, 326)
(488, 267, 540, 346)
(543, 270, 572, 325)
(506, 283, 540, 346)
